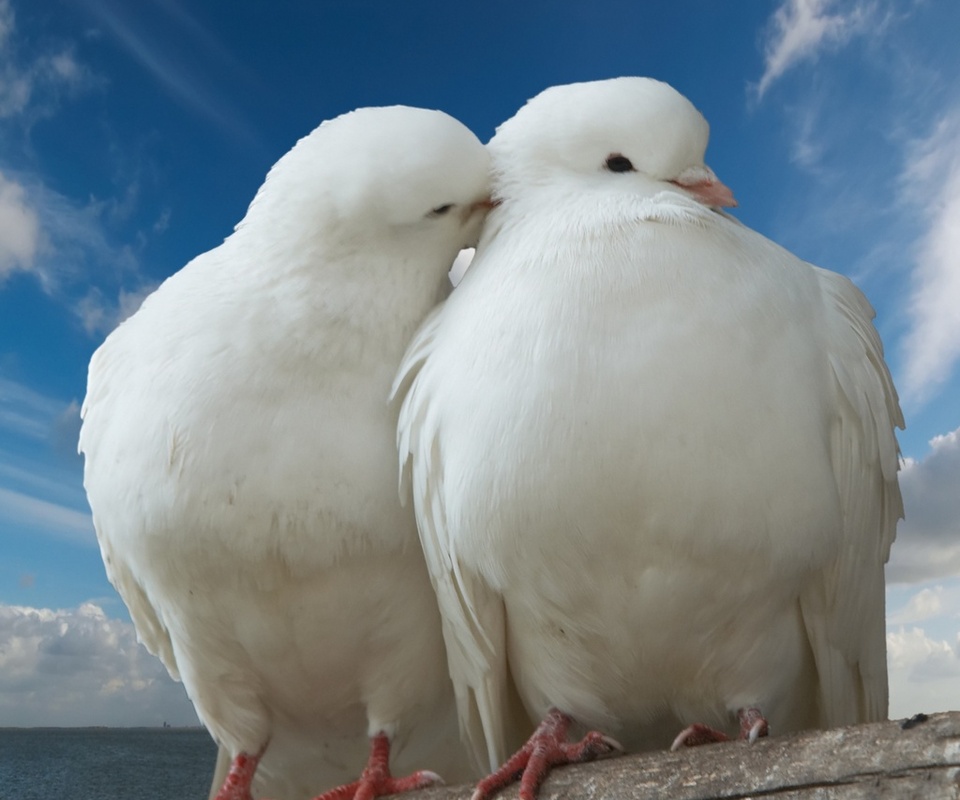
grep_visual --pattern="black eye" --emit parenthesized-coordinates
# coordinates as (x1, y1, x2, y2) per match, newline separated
(605, 154, 635, 173)
(430, 203, 454, 216)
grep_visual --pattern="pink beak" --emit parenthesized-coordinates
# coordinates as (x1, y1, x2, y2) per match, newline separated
(472, 197, 501, 211)
(670, 167, 737, 208)
(462, 196, 500, 224)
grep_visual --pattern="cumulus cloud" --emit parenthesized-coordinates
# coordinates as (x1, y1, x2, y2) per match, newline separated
(897, 114, 960, 407)
(887, 625, 960, 717)
(888, 428, 960, 584)
(887, 627, 960, 679)
(0, 602, 199, 726)
(888, 585, 947, 626)
(753, 0, 875, 100)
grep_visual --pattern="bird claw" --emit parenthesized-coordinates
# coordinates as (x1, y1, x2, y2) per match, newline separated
(413, 770, 444, 787)
(598, 733, 625, 754)
(312, 769, 443, 800)
(472, 709, 621, 800)
(671, 707, 769, 751)
(746, 718, 766, 743)
(310, 733, 443, 800)
(738, 707, 769, 743)
(670, 723, 729, 751)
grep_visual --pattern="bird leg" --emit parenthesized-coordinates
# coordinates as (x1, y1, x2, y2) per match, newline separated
(670, 706, 769, 750)
(310, 732, 443, 800)
(471, 708, 623, 800)
(213, 746, 266, 800)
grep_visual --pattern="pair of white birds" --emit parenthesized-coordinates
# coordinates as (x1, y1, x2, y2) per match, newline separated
(79, 77, 902, 800)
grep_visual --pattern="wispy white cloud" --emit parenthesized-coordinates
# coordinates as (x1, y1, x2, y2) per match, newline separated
(0, 0, 12, 44)
(25, 173, 139, 290)
(0, 68, 29, 119)
(0, 0, 94, 123)
(0, 378, 88, 532)
(0, 376, 68, 441)
(750, 0, 959, 414)
(0, 0, 31, 118)
(888, 428, 960, 584)
(753, 0, 877, 100)
(0, 3, 175, 338)
(152, 207, 171, 234)
(0, 486, 93, 543)
(0, 169, 39, 279)
(0, 602, 199, 726)
(77, 0, 260, 147)
(51, 399, 83, 462)
(897, 114, 960, 407)
(75, 281, 157, 337)
(0, 455, 81, 503)
(788, 103, 826, 171)
(0, 165, 158, 334)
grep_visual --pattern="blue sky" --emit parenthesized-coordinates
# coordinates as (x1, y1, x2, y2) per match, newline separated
(1, 0, 958, 727)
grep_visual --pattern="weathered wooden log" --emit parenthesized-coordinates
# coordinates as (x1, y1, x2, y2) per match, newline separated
(413, 710, 960, 800)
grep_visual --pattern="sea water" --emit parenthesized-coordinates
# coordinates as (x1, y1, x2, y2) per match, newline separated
(0, 727, 217, 800)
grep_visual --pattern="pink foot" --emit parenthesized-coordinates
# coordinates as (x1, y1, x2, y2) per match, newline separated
(472, 708, 622, 800)
(671, 706, 769, 750)
(213, 748, 265, 800)
(311, 732, 443, 800)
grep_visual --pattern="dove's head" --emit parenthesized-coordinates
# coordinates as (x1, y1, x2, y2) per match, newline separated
(488, 77, 735, 209)
(241, 106, 492, 255)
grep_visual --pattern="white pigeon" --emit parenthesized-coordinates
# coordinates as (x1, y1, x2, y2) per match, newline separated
(394, 77, 903, 799)
(79, 105, 492, 800)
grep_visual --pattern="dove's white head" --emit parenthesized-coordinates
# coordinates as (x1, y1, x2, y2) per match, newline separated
(488, 77, 734, 208)
(236, 105, 492, 259)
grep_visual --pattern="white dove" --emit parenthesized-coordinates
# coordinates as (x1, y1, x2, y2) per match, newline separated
(79, 105, 492, 800)
(394, 77, 903, 799)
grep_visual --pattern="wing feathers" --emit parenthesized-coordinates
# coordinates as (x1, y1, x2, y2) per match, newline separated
(395, 310, 522, 771)
(801, 268, 903, 726)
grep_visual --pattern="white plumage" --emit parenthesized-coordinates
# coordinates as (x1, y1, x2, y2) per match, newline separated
(394, 77, 903, 789)
(80, 106, 491, 800)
